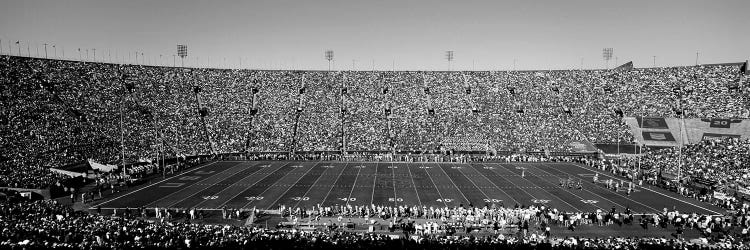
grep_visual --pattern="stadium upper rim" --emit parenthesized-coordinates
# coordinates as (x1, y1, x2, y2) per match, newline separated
(3, 55, 746, 72)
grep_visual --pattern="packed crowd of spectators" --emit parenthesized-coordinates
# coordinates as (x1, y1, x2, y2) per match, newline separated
(633, 138, 750, 209)
(1, 55, 747, 188)
(3, 196, 750, 249)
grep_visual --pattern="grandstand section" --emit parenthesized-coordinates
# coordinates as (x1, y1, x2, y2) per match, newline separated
(2, 56, 747, 167)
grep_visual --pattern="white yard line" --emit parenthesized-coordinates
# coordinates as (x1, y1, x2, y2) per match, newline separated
(345, 164, 364, 206)
(513, 163, 605, 211)
(370, 163, 378, 205)
(478, 163, 540, 200)
(93, 161, 219, 208)
(154, 162, 247, 209)
(214, 162, 292, 208)
(537, 163, 659, 214)
(320, 162, 351, 206)
(191, 162, 269, 209)
(420, 162, 447, 207)
(436, 162, 471, 205)
(467, 163, 519, 205)
(405, 163, 423, 207)
(451, 163, 495, 204)
(569, 163, 722, 215)
(293, 163, 331, 208)
(255, 162, 320, 210)
(496, 163, 582, 212)
(390, 162, 399, 207)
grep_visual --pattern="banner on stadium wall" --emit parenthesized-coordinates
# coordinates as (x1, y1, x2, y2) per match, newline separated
(49, 168, 86, 177)
(636, 117, 669, 129)
(569, 141, 598, 152)
(88, 159, 118, 172)
(642, 131, 676, 141)
(700, 118, 743, 128)
(702, 133, 741, 141)
(714, 192, 729, 200)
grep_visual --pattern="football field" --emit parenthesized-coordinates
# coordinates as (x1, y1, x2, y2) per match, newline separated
(95, 161, 723, 215)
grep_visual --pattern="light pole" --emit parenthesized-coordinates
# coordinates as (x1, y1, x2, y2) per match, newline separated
(43, 43, 48, 59)
(653, 56, 656, 68)
(52, 45, 56, 59)
(177, 45, 187, 67)
(325, 50, 334, 71)
(445, 51, 454, 71)
(695, 52, 700, 66)
(602, 48, 613, 69)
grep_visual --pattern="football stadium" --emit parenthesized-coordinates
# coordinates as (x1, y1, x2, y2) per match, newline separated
(2, 0, 750, 249)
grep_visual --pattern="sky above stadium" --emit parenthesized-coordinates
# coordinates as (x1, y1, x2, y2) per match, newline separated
(1, 0, 748, 71)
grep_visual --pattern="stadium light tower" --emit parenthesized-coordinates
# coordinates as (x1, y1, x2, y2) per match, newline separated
(695, 51, 700, 66)
(325, 50, 334, 71)
(445, 51, 454, 71)
(177, 44, 188, 67)
(602, 48, 613, 69)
